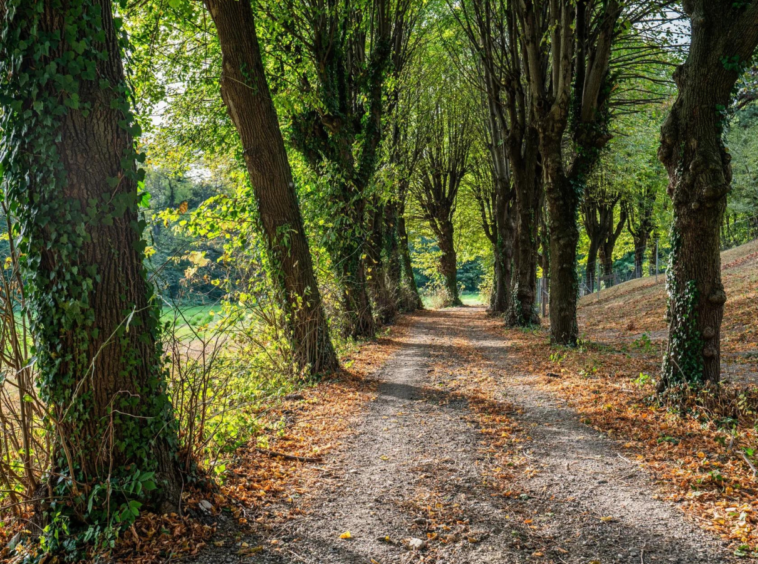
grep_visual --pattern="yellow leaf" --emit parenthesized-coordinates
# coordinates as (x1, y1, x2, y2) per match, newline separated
(600, 516, 614, 522)
(697, 451, 706, 459)
(339, 531, 352, 540)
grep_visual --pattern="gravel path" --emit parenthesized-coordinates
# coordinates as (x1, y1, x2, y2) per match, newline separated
(189, 308, 734, 564)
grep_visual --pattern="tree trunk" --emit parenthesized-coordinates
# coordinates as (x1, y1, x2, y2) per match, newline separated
(489, 192, 515, 315)
(204, 0, 338, 373)
(543, 137, 580, 345)
(508, 129, 542, 326)
(338, 230, 377, 339)
(648, 237, 657, 276)
(586, 240, 600, 292)
(1, 0, 180, 514)
(438, 221, 462, 306)
(489, 247, 505, 312)
(599, 205, 626, 288)
(385, 200, 403, 307)
(540, 201, 550, 292)
(599, 247, 614, 287)
(397, 207, 423, 311)
(366, 199, 397, 324)
(633, 232, 648, 278)
(657, 3, 758, 389)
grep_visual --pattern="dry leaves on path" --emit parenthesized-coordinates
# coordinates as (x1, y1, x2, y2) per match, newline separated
(109, 316, 416, 564)
(488, 318, 758, 555)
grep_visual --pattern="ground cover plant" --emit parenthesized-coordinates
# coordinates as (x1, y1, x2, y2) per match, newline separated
(0, 0, 758, 562)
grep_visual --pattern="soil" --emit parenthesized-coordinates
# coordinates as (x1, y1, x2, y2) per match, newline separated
(189, 308, 735, 564)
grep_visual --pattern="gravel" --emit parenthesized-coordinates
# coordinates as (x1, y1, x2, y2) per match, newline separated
(187, 308, 735, 564)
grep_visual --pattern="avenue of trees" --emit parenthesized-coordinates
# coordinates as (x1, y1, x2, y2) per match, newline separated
(1, 0, 758, 557)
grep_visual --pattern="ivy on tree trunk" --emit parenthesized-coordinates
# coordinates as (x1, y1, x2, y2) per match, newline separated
(202, 0, 339, 375)
(0, 0, 181, 537)
(657, 0, 758, 390)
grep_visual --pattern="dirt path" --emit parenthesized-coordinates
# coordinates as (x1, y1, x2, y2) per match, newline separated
(192, 308, 734, 564)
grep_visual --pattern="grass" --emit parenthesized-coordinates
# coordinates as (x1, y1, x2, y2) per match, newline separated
(460, 291, 485, 306)
(421, 290, 485, 308)
(161, 304, 221, 338)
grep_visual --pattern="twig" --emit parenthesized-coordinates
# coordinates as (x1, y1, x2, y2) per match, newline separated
(741, 450, 757, 478)
(256, 448, 322, 463)
(285, 549, 311, 563)
(617, 452, 633, 465)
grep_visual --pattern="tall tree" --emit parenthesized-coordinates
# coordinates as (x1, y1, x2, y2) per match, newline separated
(390, 92, 426, 311)
(263, 0, 404, 338)
(365, 196, 399, 323)
(453, 0, 542, 323)
(367, 0, 426, 322)
(625, 185, 656, 279)
(201, 0, 338, 374)
(468, 147, 515, 313)
(517, 0, 579, 343)
(657, 0, 758, 389)
(413, 90, 473, 306)
(0, 0, 181, 530)
(516, 0, 667, 342)
(582, 186, 623, 292)
(598, 201, 627, 286)
(581, 169, 627, 290)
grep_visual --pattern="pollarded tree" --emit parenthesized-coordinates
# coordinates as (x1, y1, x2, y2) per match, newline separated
(582, 182, 624, 291)
(452, 0, 542, 324)
(517, 0, 669, 343)
(0, 0, 181, 534)
(366, 0, 427, 322)
(657, 0, 758, 389)
(468, 143, 515, 313)
(200, 0, 338, 375)
(386, 70, 427, 311)
(412, 86, 473, 306)
(625, 185, 656, 279)
(598, 200, 627, 287)
(517, 0, 614, 344)
(262, 0, 412, 338)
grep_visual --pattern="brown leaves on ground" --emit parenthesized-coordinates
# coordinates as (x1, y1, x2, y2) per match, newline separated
(482, 241, 758, 553)
(105, 317, 415, 564)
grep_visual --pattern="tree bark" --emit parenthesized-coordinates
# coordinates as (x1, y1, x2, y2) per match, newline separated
(397, 201, 423, 311)
(203, 0, 338, 373)
(366, 199, 398, 324)
(542, 136, 580, 345)
(337, 229, 377, 338)
(648, 236, 658, 276)
(489, 187, 515, 315)
(599, 205, 626, 288)
(540, 192, 551, 293)
(586, 240, 600, 292)
(626, 193, 655, 279)
(1, 0, 180, 512)
(632, 232, 649, 278)
(657, 0, 758, 389)
(385, 200, 402, 306)
(507, 128, 542, 326)
(438, 221, 462, 306)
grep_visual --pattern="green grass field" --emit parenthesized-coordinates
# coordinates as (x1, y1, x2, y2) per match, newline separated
(161, 304, 221, 338)
(421, 291, 485, 308)
(460, 291, 485, 306)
